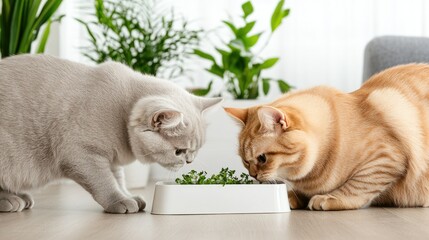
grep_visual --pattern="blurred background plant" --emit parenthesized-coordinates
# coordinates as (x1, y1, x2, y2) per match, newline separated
(78, 0, 201, 79)
(193, 0, 291, 99)
(0, 0, 64, 58)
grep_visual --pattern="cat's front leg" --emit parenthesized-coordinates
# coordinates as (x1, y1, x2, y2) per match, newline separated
(288, 190, 309, 209)
(111, 165, 146, 211)
(62, 155, 143, 214)
(308, 157, 404, 210)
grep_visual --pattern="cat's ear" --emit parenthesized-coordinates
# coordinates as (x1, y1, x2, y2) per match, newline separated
(130, 97, 185, 136)
(152, 109, 184, 131)
(199, 97, 223, 112)
(257, 106, 288, 132)
(224, 107, 248, 126)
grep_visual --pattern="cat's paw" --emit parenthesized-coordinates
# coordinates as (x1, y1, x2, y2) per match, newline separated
(132, 195, 146, 211)
(105, 198, 140, 214)
(0, 194, 28, 212)
(19, 193, 34, 209)
(308, 194, 342, 211)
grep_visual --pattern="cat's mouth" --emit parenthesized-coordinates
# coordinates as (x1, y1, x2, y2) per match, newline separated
(256, 174, 285, 184)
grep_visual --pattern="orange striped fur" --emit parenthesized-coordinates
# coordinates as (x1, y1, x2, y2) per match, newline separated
(224, 64, 429, 210)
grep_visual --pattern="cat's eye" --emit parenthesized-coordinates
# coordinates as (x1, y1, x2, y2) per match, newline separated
(175, 149, 187, 156)
(257, 154, 267, 164)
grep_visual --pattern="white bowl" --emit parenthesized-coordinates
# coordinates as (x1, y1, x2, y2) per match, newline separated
(151, 181, 290, 215)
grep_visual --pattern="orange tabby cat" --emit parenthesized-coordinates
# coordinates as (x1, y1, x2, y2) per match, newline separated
(225, 64, 429, 210)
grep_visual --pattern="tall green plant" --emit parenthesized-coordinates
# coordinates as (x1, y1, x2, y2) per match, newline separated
(79, 0, 201, 78)
(0, 0, 64, 58)
(193, 0, 291, 99)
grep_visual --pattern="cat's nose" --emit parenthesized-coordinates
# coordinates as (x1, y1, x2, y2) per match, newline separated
(249, 167, 257, 178)
(185, 153, 195, 164)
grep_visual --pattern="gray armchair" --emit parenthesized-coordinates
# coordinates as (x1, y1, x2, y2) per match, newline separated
(362, 36, 429, 82)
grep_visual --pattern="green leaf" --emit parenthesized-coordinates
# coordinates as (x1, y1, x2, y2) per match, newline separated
(216, 47, 230, 69)
(36, 20, 51, 53)
(31, 0, 63, 36)
(15, 0, 63, 54)
(283, 8, 290, 17)
(216, 48, 230, 56)
(1, 0, 12, 57)
(194, 49, 216, 62)
(237, 21, 255, 37)
(227, 52, 242, 76)
(51, 14, 65, 23)
(278, 80, 292, 93)
(243, 33, 261, 49)
(262, 78, 271, 95)
(241, 1, 254, 19)
(260, 58, 279, 69)
(9, 0, 25, 54)
(222, 20, 237, 34)
(76, 18, 97, 43)
(207, 64, 224, 78)
(271, 0, 285, 32)
(35, 0, 64, 29)
(19, 0, 42, 53)
(191, 81, 213, 96)
(34, 14, 63, 54)
(0, 13, 2, 48)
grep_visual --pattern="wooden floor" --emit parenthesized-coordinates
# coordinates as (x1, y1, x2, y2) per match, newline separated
(1, 182, 429, 240)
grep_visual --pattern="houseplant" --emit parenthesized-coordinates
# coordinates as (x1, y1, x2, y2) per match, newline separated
(0, 0, 64, 58)
(193, 0, 292, 99)
(180, 1, 293, 185)
(79, 0, 201, 79)
(79, 0, 202, 188)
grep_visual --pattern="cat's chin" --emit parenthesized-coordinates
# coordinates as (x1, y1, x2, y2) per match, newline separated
(257, 174, 286, 184)
(159, 162, 185, 172)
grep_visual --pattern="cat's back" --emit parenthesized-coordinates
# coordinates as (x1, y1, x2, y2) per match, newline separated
(0, 54, 91, 85)
(0, 54, 92, 104)
(354, 63, 429, 100)
(0, 54, 136, 112)
(352, 63, 429, 129)
(351, 64, 429, 142)
(0, 54, 118, 97)
(0, 54, 140, 148)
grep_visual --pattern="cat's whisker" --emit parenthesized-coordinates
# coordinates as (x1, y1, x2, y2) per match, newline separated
(138, 149, 171, 158)
(268, 178, 277, 184)
(259, 174, 278, 184)
(166, 169, 174, 182)
(272, 176, 299, 201)
(194, 160, 211, 173)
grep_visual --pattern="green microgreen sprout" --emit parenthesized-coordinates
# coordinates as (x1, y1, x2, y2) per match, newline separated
(175, 168, 254, 185)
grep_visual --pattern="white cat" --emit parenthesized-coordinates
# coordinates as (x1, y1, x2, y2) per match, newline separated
(0, 54, 221, 213)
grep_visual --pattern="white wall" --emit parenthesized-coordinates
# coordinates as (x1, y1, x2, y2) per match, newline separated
(50, 0, 429, 180)
(56, 0, 429, 92)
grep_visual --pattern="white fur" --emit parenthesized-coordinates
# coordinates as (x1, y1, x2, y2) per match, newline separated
(0, 54, 221, 212)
